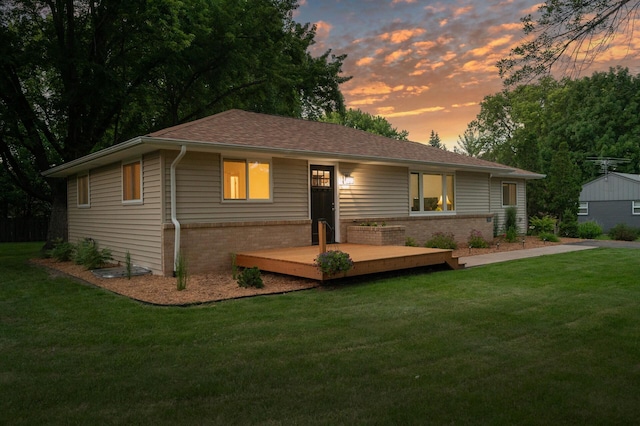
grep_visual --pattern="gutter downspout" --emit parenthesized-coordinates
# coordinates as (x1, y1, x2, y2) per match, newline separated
(171, 145, 187, 275)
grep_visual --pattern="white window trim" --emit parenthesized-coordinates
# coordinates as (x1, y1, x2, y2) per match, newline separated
(77, 172, 90, 208)
(502, 181, 518, 207)
(409, 171, 456, 215)
(632, 201, 640, 215)
(122, 158, 143, 205)
(221, 157, 273, 202)
(578, 201, 589, 216)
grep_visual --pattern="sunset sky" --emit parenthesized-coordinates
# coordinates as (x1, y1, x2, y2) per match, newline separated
(295, 0, 640, 149)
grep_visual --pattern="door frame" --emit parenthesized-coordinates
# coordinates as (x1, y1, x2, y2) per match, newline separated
(309, 163, 341, 243)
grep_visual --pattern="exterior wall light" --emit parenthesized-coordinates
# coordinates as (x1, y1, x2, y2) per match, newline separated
(343, 173, 355, 186)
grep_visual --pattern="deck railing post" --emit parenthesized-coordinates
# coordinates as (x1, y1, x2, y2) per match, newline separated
(318, 220, 327, 254)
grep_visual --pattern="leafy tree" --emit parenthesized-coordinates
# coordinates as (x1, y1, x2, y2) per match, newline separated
(498, 0, 640, 85)
(428, 130, 445, 149)
(544, 141, 582, 222)
(454, 128, 485, 157)
(471, 67, 640, 217)
(320, 108, 409, 140)
(0, 0, 349, 244)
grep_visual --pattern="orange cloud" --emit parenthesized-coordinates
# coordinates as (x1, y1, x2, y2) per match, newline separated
(384, 49, 412, 64)
(345, 82, 394, 96)
(452, 102, 478, 108)
(380, 28, 427, 44)
(314, 20, 333, 39)
(356, 57, 375, 66)
(452, 5, 474, 18)
(413, 40, 437, 52)
(348, 97, 389, 106)
(469, 35, 513, 56)
(384, 106, 446, 118)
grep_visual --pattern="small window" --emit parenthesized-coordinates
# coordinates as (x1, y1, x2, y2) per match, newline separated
(633, 201, 640, 215)
(77, 173, 90, 207)
(502, 182, 517, 207)
(122, 160, 142, 203)
(578, 202, 589, 216)
(223, 158, 271, 200)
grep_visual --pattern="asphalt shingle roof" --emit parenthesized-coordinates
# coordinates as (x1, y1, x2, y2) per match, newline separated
(148, 109, 538, 176)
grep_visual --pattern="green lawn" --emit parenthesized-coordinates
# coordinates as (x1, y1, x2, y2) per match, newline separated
(2, 242, 640, 425)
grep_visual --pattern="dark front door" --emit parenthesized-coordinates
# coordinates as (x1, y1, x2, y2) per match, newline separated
(310, 165, 335, 244)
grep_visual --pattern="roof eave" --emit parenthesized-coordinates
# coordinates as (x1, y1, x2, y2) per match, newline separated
(42, 136, 537, 178)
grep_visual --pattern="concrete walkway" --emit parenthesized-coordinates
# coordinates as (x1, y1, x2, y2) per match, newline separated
(459, 244, 598, 268)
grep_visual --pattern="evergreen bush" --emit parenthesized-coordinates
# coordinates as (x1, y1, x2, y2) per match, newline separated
(315, 250, 353, 276)
(237, 267, 264, 288)
(577, 221, 603, 239)
(608, 224, 639, 241)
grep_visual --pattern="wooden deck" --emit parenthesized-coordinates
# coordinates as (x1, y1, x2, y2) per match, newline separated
(235, 244, 464, 281)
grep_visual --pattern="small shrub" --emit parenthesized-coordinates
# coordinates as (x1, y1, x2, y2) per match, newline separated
(493, 214, 500, 237)
(315, 250, 353, 276)
(230, 253, 239, 279)
(175, 251, 188, 291)
(237, 267, 264, 288)
(559, 217, 579, 238)
(539, 232, 560, 243)
(505, 226, 518, 243)
(405, 237, 418, 247)
(608, 223, 640, 241)
(425, 232, 458, 250)
(125, 250, 132, 280)
(468, 229, 489, 248)
(529, 215, 556, 235)
(504, 206, 518, 231)
(74, 238, 112, 270)
(578, 221, 603, 239)
(50, 240, 76, 262)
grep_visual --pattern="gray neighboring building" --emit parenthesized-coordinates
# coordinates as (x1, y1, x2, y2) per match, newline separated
(578, 172, 640, 231)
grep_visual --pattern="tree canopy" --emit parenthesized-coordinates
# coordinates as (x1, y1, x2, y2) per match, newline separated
(467, 67, 640, 220)
(320, 108, 409, 140)
(0, 0, 349, 240)
(428, 130, 445, 150)
(498, 0, 640, 85)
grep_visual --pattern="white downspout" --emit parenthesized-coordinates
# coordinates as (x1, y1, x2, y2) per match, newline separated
(171, 145, 187, 274)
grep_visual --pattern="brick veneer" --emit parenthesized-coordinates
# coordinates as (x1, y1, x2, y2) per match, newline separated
(346, 225, 406, 246)
(341, 214, 494, 247)
(162, 220, 311, 276)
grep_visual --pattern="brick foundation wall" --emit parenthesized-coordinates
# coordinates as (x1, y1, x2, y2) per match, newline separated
(346, 225, 406, 246)
(162, 220, 311, 276)
(341, 214, 494, 247)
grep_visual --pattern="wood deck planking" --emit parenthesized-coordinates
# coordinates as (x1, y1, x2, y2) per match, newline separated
(235, 244, 464, 281)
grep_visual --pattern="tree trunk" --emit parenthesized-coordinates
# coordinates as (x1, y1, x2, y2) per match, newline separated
(44, 179, 68, 250)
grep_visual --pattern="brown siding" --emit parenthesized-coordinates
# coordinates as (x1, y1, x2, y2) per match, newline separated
(163, 151, 308, 223)
(456, 172, 490, 214)
(490, 178, 527, 234)
(338, 163, 409, 219)
(67, 152, 163, 272)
